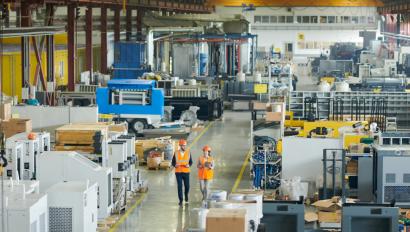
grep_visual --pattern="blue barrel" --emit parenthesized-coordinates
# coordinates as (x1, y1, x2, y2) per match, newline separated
(200, 53, 208, 76)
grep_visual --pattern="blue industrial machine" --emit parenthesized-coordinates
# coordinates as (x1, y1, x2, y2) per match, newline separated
(97, 79, 164, 133)
(112, 42, 148, 79)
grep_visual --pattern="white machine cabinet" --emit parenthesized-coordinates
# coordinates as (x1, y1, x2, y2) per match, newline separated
(108, 140, 128, 178)
(46, 181, 98, 232)
(7, 133, 41, 180)
(37, 151, 113, 219)
(4, 140, 25, 180)
(0, 193, 48, 232)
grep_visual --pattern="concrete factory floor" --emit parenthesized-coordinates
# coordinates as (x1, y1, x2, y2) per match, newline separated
(117, 111, 253, 232)
(117, 66, 315, 231)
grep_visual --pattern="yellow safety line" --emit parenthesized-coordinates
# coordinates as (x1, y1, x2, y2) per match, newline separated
(108, 193, 147, 232)
(187, 121, 215, 150)
(231, 149, 252, 193)
(109, 121, 215, 231)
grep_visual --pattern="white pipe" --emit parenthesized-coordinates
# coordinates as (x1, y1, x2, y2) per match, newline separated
(147, 27, 204, 68)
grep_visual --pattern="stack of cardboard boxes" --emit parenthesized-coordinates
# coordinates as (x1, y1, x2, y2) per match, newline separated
(312, 197, 342, 224)
(0, 102, 32, 138)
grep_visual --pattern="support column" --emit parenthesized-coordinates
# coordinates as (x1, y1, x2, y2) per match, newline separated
(46, 36, 55, 83)
(46, 4, 55, 83)
(397, 14, 401, 46)
(114, 8, 121, 42)
(20, 3, 32, 27)
(85, 7, 93, 81)
(21, 37, 30, 88)
(136, 8, 143, 40)
(100, 7, 108, 74)
(20, 3, 31, 90)
(126, 9, 132, 41)
(67, 5, 76, 91)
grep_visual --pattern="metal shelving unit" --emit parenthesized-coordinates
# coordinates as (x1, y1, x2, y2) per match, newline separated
(290, 91, 410, 127)
(250, 120, 282, 191)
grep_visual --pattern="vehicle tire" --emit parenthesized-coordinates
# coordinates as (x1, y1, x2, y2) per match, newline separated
(130, 119, 148, 134)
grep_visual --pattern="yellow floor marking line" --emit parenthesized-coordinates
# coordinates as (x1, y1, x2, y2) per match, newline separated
(109, 193, 147, 232)
(188, 121, 215, 150)
(231, 149, 252, 193)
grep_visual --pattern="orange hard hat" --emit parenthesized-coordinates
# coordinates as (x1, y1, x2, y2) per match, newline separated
(27, 133, 37, 140)
(202, 145, 211, 152)
(179, 139, 187, 146)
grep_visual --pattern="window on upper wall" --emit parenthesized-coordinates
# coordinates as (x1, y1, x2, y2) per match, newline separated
(368, 16, 375, 24)
(302, 16, 310, 23)
(342, 16, 350, 23)
(359, 16, 366, 24)
(270, 16, 278, 23)
(262, 16, 270, 23)
(254, 16, 262, 23)
(352, 16, 359, 24)
(311, 16, 318, 23)
(297, 16, 302, 23)
(328, 16, 336, 23)
(320, 16, 327, 23)
(279, 16, 286, 23)
(287, 16, 294, 23)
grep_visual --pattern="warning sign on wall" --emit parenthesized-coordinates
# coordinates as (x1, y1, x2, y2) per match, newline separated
(297, 33, 305, 41)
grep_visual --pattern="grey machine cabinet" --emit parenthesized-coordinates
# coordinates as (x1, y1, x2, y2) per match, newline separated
(342, 203, 399, 232)
(373, 145, 410, 206)
(261, 199, 304, 232)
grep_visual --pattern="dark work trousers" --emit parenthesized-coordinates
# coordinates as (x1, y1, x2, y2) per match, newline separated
(175, 172, 190, 203)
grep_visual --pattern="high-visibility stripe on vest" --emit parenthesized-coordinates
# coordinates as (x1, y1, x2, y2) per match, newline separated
(198, 156, 213, 180)
(175, 149, 190, 173)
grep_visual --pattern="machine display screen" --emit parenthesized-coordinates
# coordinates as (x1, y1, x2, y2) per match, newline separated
(351, 217, 391, 232)
(261, 214, 297, 232)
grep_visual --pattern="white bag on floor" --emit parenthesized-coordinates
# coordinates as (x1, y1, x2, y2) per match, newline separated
(280, 177, 308, 201)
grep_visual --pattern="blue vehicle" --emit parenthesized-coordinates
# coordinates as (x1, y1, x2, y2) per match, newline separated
(97, 79, 164, 133)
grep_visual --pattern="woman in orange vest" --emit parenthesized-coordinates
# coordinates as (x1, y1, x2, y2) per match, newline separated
(197, 145, 214, 201)
(172, 139, 193, 206)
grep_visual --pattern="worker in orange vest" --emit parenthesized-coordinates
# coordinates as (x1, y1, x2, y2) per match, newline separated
(172, 139, 193, 206)
(197, 145, 214, 201)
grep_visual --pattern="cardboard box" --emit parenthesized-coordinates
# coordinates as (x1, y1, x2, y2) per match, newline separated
(265, 112, 283, 122)
(305, 212, 318, 222)
(312, 197, 342, 212)
(206, 208, 247, 232)
(1, 118, 32, 138)
(348, 143, 365, 153)
(0, 103, 11, 121)
(250, 101, 268, 111)
(318, 210, 341, 223)
(346, 159, 358, 174)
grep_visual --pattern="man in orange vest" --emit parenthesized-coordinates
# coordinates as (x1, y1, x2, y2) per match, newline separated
(197, 145, 214, 201)
(172, 139, 193, 206)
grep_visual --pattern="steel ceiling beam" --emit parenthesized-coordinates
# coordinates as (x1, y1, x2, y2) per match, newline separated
(5, 0, 214, 13)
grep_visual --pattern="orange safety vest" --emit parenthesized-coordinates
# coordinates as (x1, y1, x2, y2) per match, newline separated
(175, 149, 190, 173)
(198, 156, 214, 180)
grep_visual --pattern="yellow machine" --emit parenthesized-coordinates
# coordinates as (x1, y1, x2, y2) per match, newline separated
(286, 120, 368, 138)
(320, 76, 336, 85)
(299, 121, 368, 138)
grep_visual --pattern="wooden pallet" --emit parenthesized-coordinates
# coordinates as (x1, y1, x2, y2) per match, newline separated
(54, 145, 97, 153)
(55, 124, 109, 145)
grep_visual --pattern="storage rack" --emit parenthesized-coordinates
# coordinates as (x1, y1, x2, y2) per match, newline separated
(290, 91, 410, 127)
